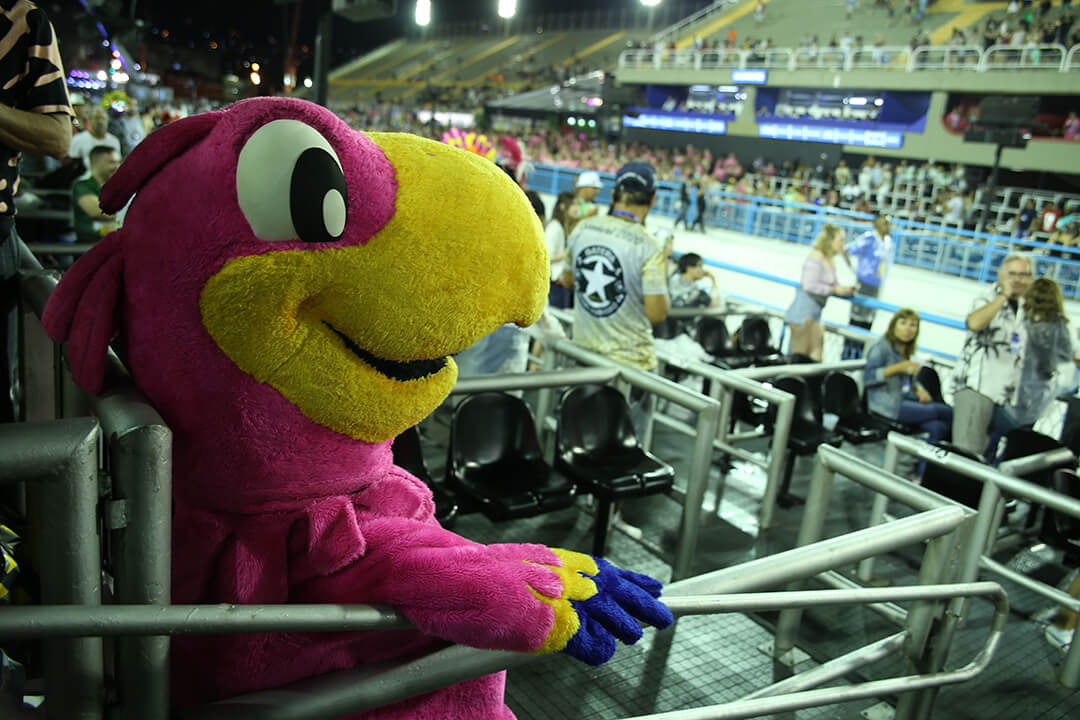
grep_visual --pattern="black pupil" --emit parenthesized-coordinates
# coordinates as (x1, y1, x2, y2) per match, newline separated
(290, 147, 347, 243)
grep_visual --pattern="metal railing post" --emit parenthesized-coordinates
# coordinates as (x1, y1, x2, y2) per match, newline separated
(857, 441, 900, 582)
(772, 453, 834, 683)
(760, 394, 793, 528)
(673, 395, 720, 580)
(2, 418, 104, 720)
(107, 418, 173, 720)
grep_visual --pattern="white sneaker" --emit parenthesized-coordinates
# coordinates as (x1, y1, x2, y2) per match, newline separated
(1045, 624, 1074, 652)
(612, 515, 644, 540)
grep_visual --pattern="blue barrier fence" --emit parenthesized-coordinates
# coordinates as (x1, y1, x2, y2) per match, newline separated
(529, 163, 1080, 299)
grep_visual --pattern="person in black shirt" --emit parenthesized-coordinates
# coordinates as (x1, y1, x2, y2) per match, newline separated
(0, 0, 73, 422)
(689, 183, 707, 232)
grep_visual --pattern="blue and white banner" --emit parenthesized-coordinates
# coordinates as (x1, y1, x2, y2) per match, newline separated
(622, 113, 728, 135)
(757, 122, 904, 148)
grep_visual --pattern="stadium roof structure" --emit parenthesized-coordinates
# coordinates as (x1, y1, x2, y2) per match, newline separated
(487, 71, 606, 115)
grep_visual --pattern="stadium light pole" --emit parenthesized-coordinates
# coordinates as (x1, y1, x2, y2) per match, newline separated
(498, 0, 516, 36)
(641, 0, 662, 31)
(415, 0, 431, 27)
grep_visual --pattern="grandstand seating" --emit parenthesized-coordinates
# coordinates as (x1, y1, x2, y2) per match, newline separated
(326, 28, 653, 108)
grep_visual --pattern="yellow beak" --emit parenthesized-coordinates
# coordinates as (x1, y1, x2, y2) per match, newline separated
(200, 132, 549, 443)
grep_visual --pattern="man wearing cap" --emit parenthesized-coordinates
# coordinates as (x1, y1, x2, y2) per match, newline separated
(843, 213, 894, 357)
(567, 170, 603, 235)
(562, 161, 669, 375)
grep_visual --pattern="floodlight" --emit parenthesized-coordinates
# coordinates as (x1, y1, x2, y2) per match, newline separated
(416, 0, 431, 26)
(498, 0, 516, 19)
(641, 0, 662, 6)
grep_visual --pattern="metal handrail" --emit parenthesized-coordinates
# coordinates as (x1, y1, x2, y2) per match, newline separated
(541, 337, 722, 580)
(1067, 44, 1080, 70)
(19, 236, 174, 720)
(177, 505, 990, 719)
(877, 432, 1080, 688)
(648, 0, 738, 46)
(617, 43, 1079, 73)
(980, 43, 1068, 71)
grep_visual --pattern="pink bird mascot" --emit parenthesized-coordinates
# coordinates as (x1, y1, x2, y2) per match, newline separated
(42, 97, 672, 718)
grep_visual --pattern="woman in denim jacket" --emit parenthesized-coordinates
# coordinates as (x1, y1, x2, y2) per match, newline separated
(864, 309, 954, 475)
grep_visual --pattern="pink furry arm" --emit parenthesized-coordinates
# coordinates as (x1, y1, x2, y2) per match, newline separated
(289, 517, 565, 653)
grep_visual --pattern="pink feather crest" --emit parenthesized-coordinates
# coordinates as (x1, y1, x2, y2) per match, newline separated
(40, 232, 126, 395)
(100, 111, 223, 214)
(441, 128, 496, 162)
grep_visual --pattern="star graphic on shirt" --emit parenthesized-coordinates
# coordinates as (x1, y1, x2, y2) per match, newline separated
(581, 258, 616, 300)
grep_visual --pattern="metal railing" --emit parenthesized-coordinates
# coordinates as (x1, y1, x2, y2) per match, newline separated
(860, 432, 1080, 689)
(169, 508, 1001, 719)
(770, 443, 989, 718)
(618, 43, 1078, 73)
(648, 0, 738, 47)
(16, 239, 174, 720)
(10, 237, 1007, 719)
(536, 337, 721, 580)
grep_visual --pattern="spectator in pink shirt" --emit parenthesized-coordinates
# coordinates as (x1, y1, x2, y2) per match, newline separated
(1064, 111, 1080, 141)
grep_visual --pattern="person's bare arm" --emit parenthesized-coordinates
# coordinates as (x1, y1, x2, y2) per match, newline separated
(644, 293, 669, 324)
(966, 294, 1007, 332)
(0, 107, 71, 158)
(75, 192, 113, 221)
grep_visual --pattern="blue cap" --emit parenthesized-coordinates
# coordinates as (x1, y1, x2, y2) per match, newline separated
(615, 162, 656, 194)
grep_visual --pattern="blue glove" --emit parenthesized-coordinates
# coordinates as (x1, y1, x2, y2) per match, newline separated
(561, 555, 674, 666)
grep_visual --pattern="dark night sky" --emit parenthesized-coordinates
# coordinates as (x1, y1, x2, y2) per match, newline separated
(54, 1, 704, 86)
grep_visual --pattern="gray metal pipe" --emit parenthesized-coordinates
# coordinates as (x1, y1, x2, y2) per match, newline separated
(666, 506, 969, 597)
(733, 359, 866, 381)
(651, 413, 768, 471)
(817, 443, 961, 513)
(450, 366, 618, 395)
(674, 398, 720, 580)
(108, 423, 173, 720)
(997, 446, 1076, 477)
(815, 570, 908, 627)
(184, 581, 1006, 720)
(887, 432, 1080, 518)
(0, 603, 411, 638)
(3, 419, 105, 720)
(743, 632, 907, 701)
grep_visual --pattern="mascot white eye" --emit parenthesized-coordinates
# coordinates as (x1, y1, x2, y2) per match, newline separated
(236, 119, 348, 243)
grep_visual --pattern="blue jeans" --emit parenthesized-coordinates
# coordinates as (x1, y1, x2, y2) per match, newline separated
(897, 400, 953, 477)
(985, 404, 1022, 465)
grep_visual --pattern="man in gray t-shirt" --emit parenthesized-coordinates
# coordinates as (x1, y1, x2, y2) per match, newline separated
(563, 162, 669, 371)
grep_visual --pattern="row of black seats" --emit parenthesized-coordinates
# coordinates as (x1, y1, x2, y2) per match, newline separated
(919, 429, 1080, 565)
(392, 385, 675, 557)
(761, 369, 943, 506)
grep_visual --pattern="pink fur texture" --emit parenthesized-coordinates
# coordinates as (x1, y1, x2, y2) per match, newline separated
(41, 98, 568, 718)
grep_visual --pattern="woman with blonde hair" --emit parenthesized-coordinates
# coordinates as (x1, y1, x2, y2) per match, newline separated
(783, 224, 856, 361)
(864, 309, 953, 477)
(1013, 277, 1078, 426)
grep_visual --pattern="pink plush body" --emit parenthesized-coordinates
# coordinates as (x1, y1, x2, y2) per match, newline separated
(42, 98, 564, 718)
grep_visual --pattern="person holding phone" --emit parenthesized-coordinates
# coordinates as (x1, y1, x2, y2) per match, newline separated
(952, 252, 1033, 459)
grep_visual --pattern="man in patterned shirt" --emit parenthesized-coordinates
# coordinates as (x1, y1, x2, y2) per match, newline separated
(0, 0, 73, 422)
(562, 161, 669, 374)
(952, 252, 1033, 459)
